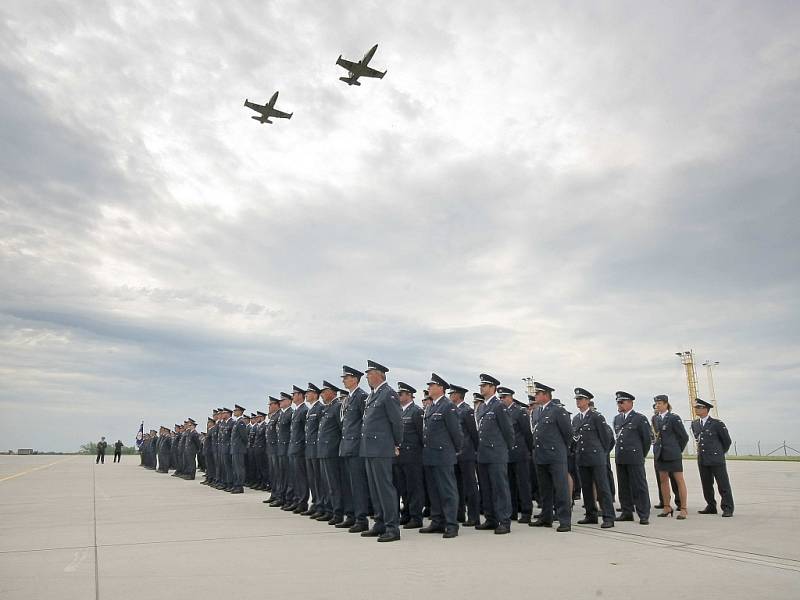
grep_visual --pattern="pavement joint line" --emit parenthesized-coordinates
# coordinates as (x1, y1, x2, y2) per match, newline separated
(0, 457, 74, 483)
(572, 525, 800, 571)
(0, 530, 343, 555)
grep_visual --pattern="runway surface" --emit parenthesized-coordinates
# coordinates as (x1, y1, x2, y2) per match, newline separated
(1, 455, 798, 600)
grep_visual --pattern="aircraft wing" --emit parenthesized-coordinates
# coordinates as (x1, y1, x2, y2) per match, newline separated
(244, 100, 266, 113)
(270, 108, 292, 119)
(361, 65, 385, 79)
(336, 56, 358, 71)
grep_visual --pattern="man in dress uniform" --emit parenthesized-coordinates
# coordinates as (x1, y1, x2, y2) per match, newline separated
(613, 391, 652, 524)
(246, 414, 258, 486)
(572, 388, 615, 528)
(360, 360, 403, 542)
(285, 387, 309, 513)
(498, 388, 533, 524)
(157, 426, 172, 473)
(201, 417, 216, 484)
(692, 398, 734, 517)
(338, 365, 371, 533)
(589, 400, 616, 504)
(183, 418, 202, 480)
(217, 409, 234, 491)
(317, 381, 345, 525)
(529, 382, 573, 532)
(420, 373, 463, 538)
(304, 383, 326, 518)
(253, 412, 268, 490)
(451, 385, 480, 526)
(230, 405, 249, 493)
(268, 396, 293, 505)
(262, 396, 281, 490)
(394, 382, 424, 529)
(476, 373, 514, 534)
(170, 424, 183, 476)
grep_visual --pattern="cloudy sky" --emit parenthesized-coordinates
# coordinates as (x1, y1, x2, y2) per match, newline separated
(1, 1, 798, 452)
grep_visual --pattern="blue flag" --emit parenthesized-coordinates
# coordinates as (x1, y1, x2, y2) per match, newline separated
(136, 422, 144, 449)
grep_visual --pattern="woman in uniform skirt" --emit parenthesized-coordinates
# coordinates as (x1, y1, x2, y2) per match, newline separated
(652, 395, 690, 519)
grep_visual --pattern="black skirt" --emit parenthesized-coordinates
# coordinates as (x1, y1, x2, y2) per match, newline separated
(655, 458, 683, 472)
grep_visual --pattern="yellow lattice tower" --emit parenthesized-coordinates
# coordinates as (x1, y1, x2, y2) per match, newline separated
(676, 350, 699, 420)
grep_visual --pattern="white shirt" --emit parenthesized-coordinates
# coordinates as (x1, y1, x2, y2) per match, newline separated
(579, 409, 590, 419)
(371, 380, 387, 394)
(541, 400, 552, 411)
(307, 399, 320, 409)
(700, 416, 708, 427)
(622, 409, 633, 420)
(431, 395, 445, 404)
(400, 400, 414, 411)
(280, 407, 288, 413)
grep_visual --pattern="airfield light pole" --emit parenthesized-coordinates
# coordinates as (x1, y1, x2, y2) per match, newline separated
(702, 360, 720, 418)
(522, 377, 535, 397)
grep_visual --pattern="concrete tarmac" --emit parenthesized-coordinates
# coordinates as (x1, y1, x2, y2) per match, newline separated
(0, 455, 798, 600)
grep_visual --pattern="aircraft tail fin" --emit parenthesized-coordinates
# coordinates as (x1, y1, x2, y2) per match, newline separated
(339, 76, 361, 86)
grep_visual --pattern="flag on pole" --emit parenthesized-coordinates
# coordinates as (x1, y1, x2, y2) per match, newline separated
(136, 421, 144, 450)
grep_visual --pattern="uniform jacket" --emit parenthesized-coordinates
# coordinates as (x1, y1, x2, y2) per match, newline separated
(276, 407, 293, 457)
(422, 396, 463, 466)
(219, 419, 233, 449)
(253, 421, 266, 449)
(455, 401, 479, 463)
(508, 403, 533, 463)
(613, 410, 652, 464)
(476, 396, 514, 464)
(572, 410, 614, 466)
(339, 387, 368, 457)
(304, 402, 324, 459)
(359, 382, 403, 458)
(317, 399, 343, 458)
(532, 401, 572, 465)
(185, 430, 202, 455)
(652, 412, 689, 462)
(231, 417, 249, 455)
(289, 403, 308, 457)
(691, 416, 731, 466)
(266, 412, 280, 455)
(396, 402, 424, 464)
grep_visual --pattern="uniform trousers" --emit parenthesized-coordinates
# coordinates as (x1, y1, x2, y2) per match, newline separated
(477, 462, 512, 527)
(616, 462, 650, 519)
(698, 462, 734, 512)
(365, 457, 399, 534)
(578, 463, 615, 521)
(536, 462, 571, 525)
(455, 460, 480, 522)
(343, 456, 370, 524)
(424, 465, 459, 531)
(394, 462, 424, 522)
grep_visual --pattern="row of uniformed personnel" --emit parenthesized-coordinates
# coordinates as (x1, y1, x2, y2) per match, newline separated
(141, 360, 734, 541)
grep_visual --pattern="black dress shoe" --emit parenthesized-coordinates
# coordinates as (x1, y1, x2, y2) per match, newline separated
(475, 522, 498, 530)
(402, 519, 422, 529)
(377, 532, 400, 542)
(494, 524, 510, 534)
(518, 514, 531, 524)
(300, 509, 315, 516)
(315, 512, 333, 521)
(230, 488, 244, 494)
(399, 516, 410, 525)
(329, 515, 344, 525)
(348, 523, 369, 533)
(577, 517, 598, 525)
(464, 520, 476, 527)
(529, 520, 552, 528)
(360, 528, 383, 537)
(281, 503, 297, 511)
(615, 514, 634, 522)
(601, 520, 614, 529)
(721, 510, 733, 517)
(698, 507, 718, 514)
(293, 505, 307, 514)
(336, 518, 355, 529)
(443, 529, 459, 538)
(419, 525, 446, 534)
(557, 524, 572, 532)
(639, 518, 649, 525)
(309, 511, 324, 519)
